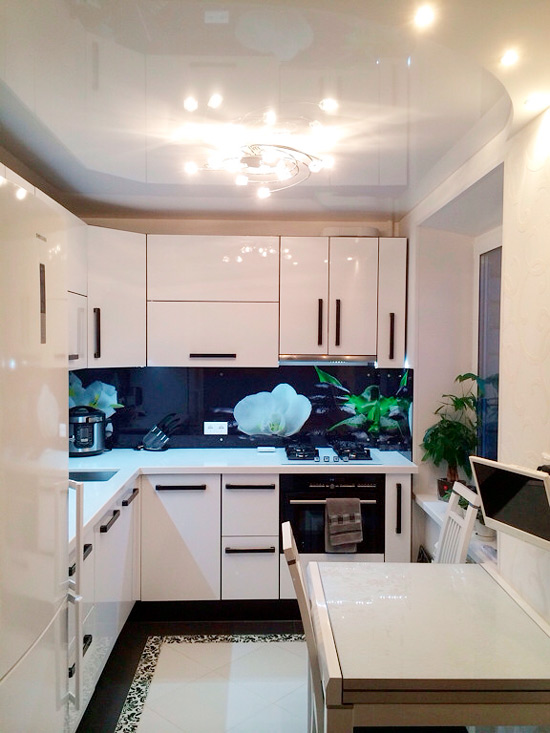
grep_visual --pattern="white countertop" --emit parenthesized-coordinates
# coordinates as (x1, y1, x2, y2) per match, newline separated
(68, 447, 416, 543)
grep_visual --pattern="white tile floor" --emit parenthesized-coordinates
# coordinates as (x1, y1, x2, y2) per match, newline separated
(135, 638, 308, 733)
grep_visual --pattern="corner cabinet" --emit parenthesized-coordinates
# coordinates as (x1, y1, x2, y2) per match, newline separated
(280, 236, 379, 359)
(146, 235, 280, 368)
(87, 226, 146, 367)
(140, 474, 221, 601)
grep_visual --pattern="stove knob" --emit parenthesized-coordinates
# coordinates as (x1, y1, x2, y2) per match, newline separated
(343, 456, 349, 462)
(314, 456, 320, 462)
(333, 456, 339, 462)
(323, 456, 329, 462)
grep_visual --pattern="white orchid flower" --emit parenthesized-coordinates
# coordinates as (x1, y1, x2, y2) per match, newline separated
(68, 373, 122, 418)
(234, 383, 312, 436)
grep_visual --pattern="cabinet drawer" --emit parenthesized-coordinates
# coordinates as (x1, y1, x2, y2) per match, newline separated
(222, 474, 279, 536)
(147, 302, 279, 367)
(147, 235, 279, 301)
(222, 535, 279, 600)
(141, 474, 221, 601)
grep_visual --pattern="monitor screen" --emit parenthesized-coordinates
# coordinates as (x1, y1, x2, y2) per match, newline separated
(470, 457, 550, 551)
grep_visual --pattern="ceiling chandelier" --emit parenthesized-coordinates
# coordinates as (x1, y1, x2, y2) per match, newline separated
(201, 143, 325, 198)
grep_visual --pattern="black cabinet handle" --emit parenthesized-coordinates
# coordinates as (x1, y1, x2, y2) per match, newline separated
(225, 546, 276, 554)
(389, 312, 395, 360)
(335, 299, 341, 346)
(68, 543, 93, 577)
(317, 298, 323, 346)
(396, 482, 402, 535)
(68, 353, 79, 361)
(225, 483, 276, 491)
(155, 484, 207, 491)
(100, 509, 120, 533)
(39, 262, 46, 344)
(68, 663, 76, 679)
(93, 307, 101, 358)
(189, 353, 236, 359)
(82, 634, 93, 657)
(122, 487, 139, 506)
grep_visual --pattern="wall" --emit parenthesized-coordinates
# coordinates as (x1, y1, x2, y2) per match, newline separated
(497, 108, 550, 620)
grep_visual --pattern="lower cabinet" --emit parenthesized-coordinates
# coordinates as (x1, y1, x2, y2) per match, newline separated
(221, 473, 279, 600)
(140, 474, 221, 601)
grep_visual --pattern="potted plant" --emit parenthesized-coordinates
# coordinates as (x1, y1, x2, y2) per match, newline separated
(420, 373, 479, 498)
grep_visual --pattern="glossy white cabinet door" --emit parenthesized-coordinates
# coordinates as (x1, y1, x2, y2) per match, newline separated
(384, 473, 411, 561)
(67, 217, 87, 296)
(147, 234, 279, 302)
(141, 474, 221, 601)
(280, 236, 329, 356)
(68, 291, 87, 369)
(147, 301, 279, 367)
(222, 474, 279, 536)
(377, 237, 408, 368)
(0, 603, 68, 733)
(87, 226, 146, 367)
(329, 237, 378, 357)
(222, 535, 280, 600)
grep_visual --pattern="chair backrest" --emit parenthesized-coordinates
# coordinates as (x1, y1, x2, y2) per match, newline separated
(281, 521, 324, 732)
(434, 481, 482, 563)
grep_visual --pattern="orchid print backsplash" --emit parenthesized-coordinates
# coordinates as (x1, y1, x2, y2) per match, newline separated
(69, 365, 413, 454)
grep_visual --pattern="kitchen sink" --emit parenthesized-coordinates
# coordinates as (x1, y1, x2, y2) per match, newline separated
(69, 469, 119, 482)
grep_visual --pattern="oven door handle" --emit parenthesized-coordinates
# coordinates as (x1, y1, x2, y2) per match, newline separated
(289, 499, 377, 505)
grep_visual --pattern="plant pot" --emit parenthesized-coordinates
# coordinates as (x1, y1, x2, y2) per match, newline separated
(474, 518, 496, 540)
(437, 478, 452, 499)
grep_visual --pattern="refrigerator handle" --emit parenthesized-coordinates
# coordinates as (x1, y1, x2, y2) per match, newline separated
(69, 479, 84, 596)
(67, 590, 83, 711)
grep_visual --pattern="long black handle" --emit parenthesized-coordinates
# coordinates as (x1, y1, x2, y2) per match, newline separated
(225, 483, 276, 491)
(317, 298, 323, 346)
(100, 509, 120, 533)
(155, 484, 207, 491)
(225, 546, 276, 554)
(82, 634, 93, 656)
(396, 482, 402, 534)
(389, 312, 395, 360)
(335, 299, 341, 346)
(122, 487, 139, 506)
(68, 543, 93, 577)
(93, 307, 101, 358)
(189, 353, 236, 359)
(39, 263, 46, 344)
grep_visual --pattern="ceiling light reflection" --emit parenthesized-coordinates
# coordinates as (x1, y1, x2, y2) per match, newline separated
(207, 93, 223, 109)
(183, 96, 199, 112)
(501, 49, 519, 66)
(319, 98, 339, 113)
(414, 5, 435, 28)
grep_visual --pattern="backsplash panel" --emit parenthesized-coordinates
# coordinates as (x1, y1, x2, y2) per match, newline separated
(70, 365, 412, 453)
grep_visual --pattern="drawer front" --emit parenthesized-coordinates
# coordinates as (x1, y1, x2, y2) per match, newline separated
(222, 535, 279, 600)
(222, 474, 279, 536)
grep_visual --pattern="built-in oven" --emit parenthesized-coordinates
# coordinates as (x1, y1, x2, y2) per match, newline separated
(280, 473, 385, 557)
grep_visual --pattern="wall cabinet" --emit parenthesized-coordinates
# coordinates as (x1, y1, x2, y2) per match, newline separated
(280, 236, 379, 358)
(377, 237, 407, 368)
(87, 226, 146, 367)
(147, 235, 279, 301)
(147, 301, 279, 367)
(141, 474, 221, 601)
(221, 474, 279, 600)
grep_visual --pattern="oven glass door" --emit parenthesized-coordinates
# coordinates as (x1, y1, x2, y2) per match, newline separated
(283, 490, 385, 554)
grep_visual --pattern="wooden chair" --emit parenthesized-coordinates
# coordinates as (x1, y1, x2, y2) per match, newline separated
(281, 521, 324, 733)
(434, 481, 482, 563)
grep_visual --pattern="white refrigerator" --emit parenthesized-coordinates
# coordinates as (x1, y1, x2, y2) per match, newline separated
(0, 177, 70, 731)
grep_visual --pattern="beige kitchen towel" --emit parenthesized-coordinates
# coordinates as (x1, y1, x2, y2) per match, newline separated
(325, 497, 363, 553)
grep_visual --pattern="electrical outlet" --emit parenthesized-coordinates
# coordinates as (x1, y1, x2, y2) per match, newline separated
(204, 421, 228, 435)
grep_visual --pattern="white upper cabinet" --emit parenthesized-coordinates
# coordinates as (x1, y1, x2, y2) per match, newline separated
(377, 237, 408, 368)
(280, 236, 378, 358)
(67, 217, 88, 296)
(147, 235, 279, 301)
(87, 226, 146, 367)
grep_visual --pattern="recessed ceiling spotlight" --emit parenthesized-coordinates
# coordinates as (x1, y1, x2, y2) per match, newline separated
(183, 96, 199, 112)
(207, 93, 223, 109)
(184, 161, 199, 174)
(235, 174, 248, 186)
(15, 187, 27, 200)
(257, 186, 271, 199)
(501, 49, 519, 66)
(319, 98, 339, 113)
(524, 92, 550, 111)
(263, 110, 277, 125)
(414, 5, 435, 28)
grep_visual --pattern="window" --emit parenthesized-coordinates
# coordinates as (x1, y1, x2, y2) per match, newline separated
(477, 246, 501, 459)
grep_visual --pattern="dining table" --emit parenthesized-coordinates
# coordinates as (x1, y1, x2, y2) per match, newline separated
(307, 561, 550, 731)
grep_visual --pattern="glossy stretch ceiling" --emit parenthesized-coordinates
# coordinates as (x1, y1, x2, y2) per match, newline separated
(0, 1, 549, 220)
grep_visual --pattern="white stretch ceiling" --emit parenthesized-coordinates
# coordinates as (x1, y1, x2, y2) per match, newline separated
(0, 1, 548, 221)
